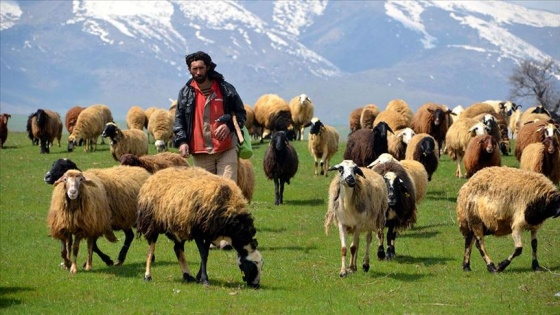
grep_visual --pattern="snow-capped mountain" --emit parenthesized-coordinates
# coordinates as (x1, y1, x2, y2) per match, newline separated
(1, 0, 558, 126)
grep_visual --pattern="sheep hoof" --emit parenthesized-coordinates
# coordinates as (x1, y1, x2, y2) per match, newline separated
(462, 263, 471, 272)
(486, 263, 497, 273)
(362, 263, 370, 272)
(532, 260, 543, 271)
(497, 260, 510, 272)
(144, 275, 152, 281)
(377, 250, 385, 260)
(339, 270, 347, 278)
(183, 273, 196, 282)
(114, 260, 123, 266)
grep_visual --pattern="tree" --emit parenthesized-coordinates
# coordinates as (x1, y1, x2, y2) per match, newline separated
(508, 58, 560, 117)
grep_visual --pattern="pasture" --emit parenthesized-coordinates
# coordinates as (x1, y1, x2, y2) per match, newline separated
(0, 127, 559, 314)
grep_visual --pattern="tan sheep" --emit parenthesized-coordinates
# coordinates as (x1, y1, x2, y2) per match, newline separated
(383, 99, 414, 127)
(253, 94, 292, 141)
(519, 137, 560, 185)
(460, 102, 497, 119)
(126, 106, 147, 131)
(102, 122, 149, 161)
(348, 107, 363, 133)
(374, 110, 410, 133)
(457, 166, 560, 272)
(65, 106, 86, 135)
(120, 152, 189, 173)
(359, 104, 380, 129)
(136, 166, 263, 287)
(463, 134, 501, 178)
(307, 117, 340, 176)
(387, 127, 415, 160)
(514, 121, 560, 161)
(147, 108, 173, 152)
(445, 118, 489, 177)
(289, 94, 315, 141)
(68, 105, 106, 152)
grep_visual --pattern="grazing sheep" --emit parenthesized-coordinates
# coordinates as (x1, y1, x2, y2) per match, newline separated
(369, 159, 417, 259)
(119, 152, 189, 173)
(359, 104, 380, 129)
(64, 106, 86, 136)
(520, 137, 560, 185)
(324, 160, 388, 277)
(307, 117, 340, 176)
(126, 106, 147, 131)
(404, 133, 439, 181)
(102, 122, 149, 161)
(344, 121, 393, 167)
(289, 94, 315, 141)
(514, 121, 560, 161)
(67, 105, 108, 152)
(457, 166, 560, 272)
(47, 170, 118, 273)
(410, 103, 451, 156)
(147, 108, 173, 152)
(253, 94, 293, 142)
(263, 131, 299, 205)
(144, 107, 160, 125)
(463, 134, 501, 178)
(30, 109, 63, 154)
(237, 158, 255, 203)
(136, 167, 263, 287)
(445, 118, 489, 178)
(0, 113, 11, 148)
(387, 127, 416, 161)
(45, 160, 151, 266)
(349, 107, 363, 133)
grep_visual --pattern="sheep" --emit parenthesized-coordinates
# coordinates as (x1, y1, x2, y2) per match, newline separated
(289, 94, 314, 141)
(102, 122, 148, 161)
(410, 103, 451, 156)
(520, 137, 560, 185)
(253, 94, 293, 142)
(522, 105, 552, 118)
(244, 104, 255, 135)
(47, 169, 118, 273)
(30, 109, 63, 154)
(26, 112, 39, 145)
(369, 159, 417, 259)
(463, 134, 501, 179)
(386, 99, 414, 122)
(450, 105, 464, 124)
(119, 152, 189, 173)
(472, 112, 509, 155)
(509, 108, 523, 139)
(445, 118, 489, 178)
(147, 108, 173, 152)
(263, 130, 299, 205)
(306, 117, 340, 176)
(343, 121, 393, 167)
(136, 166, 263, 287)
(324, 160, 388, 277)
(460, 102, 497, 119)
(387, 127, 415, 161)
(144, 107, 160, 125)
(44, 160, 151, 266)
(483, 100, 521, 137)
(0, 113, 11, 149)
(67, 105, 108, 152)
(348, 107, 363, 133)
(126, 106, 147, 131)
(64, 106, 86, 136)
(237, 158, 255, 203)
(456, 166, 560, 272)
(404, 133, 439, 181)
(375, 99, 414, 131)
(359, 104, 380, 129)
(514, 121, 560, 161)
(89, 104, 114, 145)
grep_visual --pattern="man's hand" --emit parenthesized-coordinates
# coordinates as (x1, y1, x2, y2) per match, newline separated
(179, 143, 190, 158)
(214, 124, 231, 141)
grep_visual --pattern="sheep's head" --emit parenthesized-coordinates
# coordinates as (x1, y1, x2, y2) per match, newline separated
(536, 123, 560, 138)
(396, 128, 415, 144)
(329, 160, 365, 188)
(478, 135, 497, 154)
(54, 170, 96, 200)
(271, 131, 289, 151)
(44, 158, 80, 184)
(237, 239, 263, 289)
(468, 122, 489, 136)
(120, 153, 141, 167)
(367, 153, 397, 169)
(500, 101, 521, 116)
(543, 137, 559, 155)
(67, 135, 79, 152)
(427, 108, 446, 126)
(154, 140, 167, 153)
(373, 121, 393, 138)
(420, 136, 436, 156)
(308, 117, 323, 135)
(102, 122, 120, 141)
(383, 172, 409, 207)
(1, 114, 11, 125)
(299, 94, 311, 106)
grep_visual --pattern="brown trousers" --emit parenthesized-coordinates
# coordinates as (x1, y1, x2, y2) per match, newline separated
(192, 146, 238, 182)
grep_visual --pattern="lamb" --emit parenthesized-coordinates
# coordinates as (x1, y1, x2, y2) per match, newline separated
(65, 106, 86, 136)
(445, 118, 489, 178)
(369, 159, 417, 259)
(404, 133, 439, 181)
(263, 131, 299, 205)
(456, 166, 560, 272)
(514, 121, 560, 161)
(102, 122, 149, 161)
(343, 121, 393, 167)
(307, 117, 340, 176)
(45, 160, 151, 266)
(387, 127, 416, 161)
(253, 94, 293, 142)
(289, 94, 315, 140)
(0, 113, 11, 149)
(126, 105, 147, 131)
(237, 158, 255, 203)
(519, 137, 560, 185)
(67, 104, 108, 152)
(119, 152, 189, 173)
(463, 134, 501, 178)
(147, 108, 173, 152)
(359, 104, 380, 129)
(324, 160, 388, 277)
(136, 166, 263, 287)
(47, 169, 118, 273)
(410, 103, 451, 155)
(348, 107, 363, 133)
(30, 109, 63, 154)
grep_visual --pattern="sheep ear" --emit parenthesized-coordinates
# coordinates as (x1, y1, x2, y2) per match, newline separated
(304, 121, 312, 128)
(354, 167, 365, 178)
(387, 125, 394, 134)
(328, 165, 341, 172)
(53, 176, 66, 186)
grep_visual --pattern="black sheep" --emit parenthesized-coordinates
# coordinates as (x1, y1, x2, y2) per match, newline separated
(343, 121, 393, 167)
(263, 131, 299, 205)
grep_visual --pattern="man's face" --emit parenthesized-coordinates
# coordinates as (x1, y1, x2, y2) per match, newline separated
(189, 60, 208, 83)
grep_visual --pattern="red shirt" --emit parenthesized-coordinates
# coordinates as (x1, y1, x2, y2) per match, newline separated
(189, 80, 233, 154)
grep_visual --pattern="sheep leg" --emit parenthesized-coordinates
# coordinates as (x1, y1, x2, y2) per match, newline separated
(194, 237, 210, 285)
(386, 223, 396, 260)
(144, 237, 158, 281)
(88, 239, 114, 267)
(530, 231, 544, 271)
(60, 237, 72, 270)
(455, 159, 462, 178)
(279, 179, 286, 205)
(84, 238, 94, 271)
(362, 231, 372, 272)
(173, 239, 196, 283)
(70, 235, 83, 274)
(115, 228, 134, 266)
(497, 230, 523, 272)
(313, 158, 319, 176)
(337, 223, 349, 277)
(462, 231, 475, 271)
(474, 237, 496, 273)
(320, 151, 328, 176)
(349, 231, 359, 273)
(274, 177, 281, 206)
(376, 230, 385, 260)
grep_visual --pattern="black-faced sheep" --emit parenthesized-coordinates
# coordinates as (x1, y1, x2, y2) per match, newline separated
(67, 105, 107, 152)
(445, 118, 489, 178)
(102, 122, 148, 161)
(369, 159, 417, 259)
(348, 107, 363, 133)
(126, 105, 147, 131)
(463, 134, 501, 179)
(64, 106, 86, 136)
(410, 103, 451, 156)
(119, 152, 189, 173)
(147, 108, 173, 152)
(514, 121, 560, 161)
(307, 117, 339, 176)
(289, 94, 314, 141)
(47, 170, 118, 273)
(254, 94, 293, 142)
(457, 166, 560, 272)
(483, 100, 521, 138)
(263, 131, 299, 205)
(404, 133, 439, 181)
(343, 121, 393, 167)
(30, 109, 63, 154)
(359, 104, 380, 129)
(136, 166, 263, 287)
(324, 160, 388, 277)
(520, 137, 560, 185)
(0, 113, 11, 149)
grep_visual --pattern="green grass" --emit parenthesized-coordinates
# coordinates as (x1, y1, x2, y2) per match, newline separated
(1, 130, 559, 314)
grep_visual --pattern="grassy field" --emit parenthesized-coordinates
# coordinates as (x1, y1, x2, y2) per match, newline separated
(0, 128, 559, 314)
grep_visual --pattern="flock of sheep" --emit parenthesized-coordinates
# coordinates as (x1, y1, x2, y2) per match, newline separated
(1, 94, 559, 288)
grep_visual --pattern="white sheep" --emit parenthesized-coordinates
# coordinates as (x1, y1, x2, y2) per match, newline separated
(457, 166, 560, 272)
(387, 127, 416, 160)
(102, 122, 148, 161)
(147, 108, 173, 152)
(289, 94, 315, 141)
(325, 160, 388, 277)
(445, 118, 489, 177)
(307, 117, 339, 176)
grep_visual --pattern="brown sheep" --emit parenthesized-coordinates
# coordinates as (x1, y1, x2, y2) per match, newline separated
(519, 137, 560, 185)
(67, 105, 106, 152)
(65, 106, 86, 135)
(514, 121, 560, 161)
(0, 113, 11, 149)
(463, 134, 501, 178)
(445, 118, 489, 178)
(348, 107, 363, 133)
(120, 152, 189, 173)
(359, 104, 380, 129)
(410, 103, 451, 156)
(30, 109, 63, 154)
(388, 127, 415, 161)
(307, 117, 340, 176)
(344, 121, 393, 167)
(405, 133, 439, 181)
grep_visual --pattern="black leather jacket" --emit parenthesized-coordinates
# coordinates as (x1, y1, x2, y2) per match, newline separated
(173, 78, 246, 148)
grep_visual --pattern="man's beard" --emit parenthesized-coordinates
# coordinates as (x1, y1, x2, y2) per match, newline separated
(194, 74, 207, 83)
